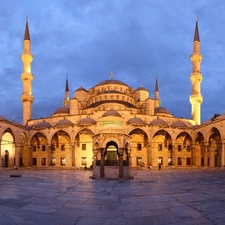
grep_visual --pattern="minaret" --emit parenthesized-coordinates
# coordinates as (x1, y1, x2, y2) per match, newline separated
(64, 77, 70, 107)
(189, 17, 203, 125)
(20, 17, 34, 125)
(154, 77, 160, 107)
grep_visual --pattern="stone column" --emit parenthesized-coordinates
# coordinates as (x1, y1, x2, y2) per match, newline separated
(146, 142, 150, 166)
(47, 145, 51, 166)
(119, 148, 124, 178)
(72, 145, 75, 167)
(191, 144, 195, 166)
(209, 147, 215, 168)
(15, 144, 20, 167)
(28, 145, 32, 167)
(0, 139, 2, 168)
(172, 145, 176, 166)
(221, 142, 225, 167)
(100, 149, 105, 178)
(204, 144, 208, 166)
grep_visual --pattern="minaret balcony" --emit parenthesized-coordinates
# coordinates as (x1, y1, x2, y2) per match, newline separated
(21, 72, 34, 81)
(189, 94, 203, 104)
(190, 53, 202, 63)
(21, 93, 34, 103)
(21, 53, 33, 63)
(190, 73, 202, 82)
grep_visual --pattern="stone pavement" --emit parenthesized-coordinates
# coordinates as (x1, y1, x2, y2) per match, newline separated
(1, 168, 225, 225)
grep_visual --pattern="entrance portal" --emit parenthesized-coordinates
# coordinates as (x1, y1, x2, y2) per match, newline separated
(91, 138, 133, 180)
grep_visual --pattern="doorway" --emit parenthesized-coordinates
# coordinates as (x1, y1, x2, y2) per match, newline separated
(4, 150, 9, 168)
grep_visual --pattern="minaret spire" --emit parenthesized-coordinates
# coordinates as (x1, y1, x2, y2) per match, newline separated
(154, 77, 160, 107)
(189, 18, 203, 125)
(194, 17, 200, 42)
(24, 16, 30, 41)
(21, 17, 34, 125)
(64, 76, 70, 107)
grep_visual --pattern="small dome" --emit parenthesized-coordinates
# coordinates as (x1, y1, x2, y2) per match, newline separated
(34, 121, 52, 129)
(102, 110, 122, 117)
(53, 107, 69, 115)
(214, 115, 225, 120)
(24, 125, 32, 130)
(192, 125, 200, 130)
(12, 120, 21, 126)
(135, 87, 148, 91)
(150, 119, 168, 127)
(155, 107, 171, 115)
(55, 119, 74, 127)
(75, 87, 87, 92)
(0, 115, 8, 121)
(127, 117, 145, 125)
(202, 119, 211, 125)
(78, 118, 96, 125)
(171, 121, 188, 128)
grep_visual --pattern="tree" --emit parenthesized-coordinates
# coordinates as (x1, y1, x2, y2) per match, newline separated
(211, 113, 220, 121)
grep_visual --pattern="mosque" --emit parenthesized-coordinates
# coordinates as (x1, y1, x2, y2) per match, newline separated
(0, 18, 225, 175)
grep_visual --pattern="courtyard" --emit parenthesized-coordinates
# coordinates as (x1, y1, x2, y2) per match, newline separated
(0, 168, 225, 225)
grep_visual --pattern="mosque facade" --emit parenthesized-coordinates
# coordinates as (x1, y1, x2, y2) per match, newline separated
(0, 19, 225, 170)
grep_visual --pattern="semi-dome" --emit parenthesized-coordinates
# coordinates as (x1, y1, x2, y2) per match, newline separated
(171, 121, 188, 128)
(53, 107, 69, 115)
(75, 87, 87, 92)
(55, 119, 74, 127)
(135, 87, 148, 91)
(155, 107, 171, 115)
(149, 119, 168, 127)
(34, 121, 52, 129)
(102, 110, 122, 117)
(95, 79, 129, 87)
(127, 117, 145, 125)
(78, 118, 96, 125)
(0, 115, 8, 121)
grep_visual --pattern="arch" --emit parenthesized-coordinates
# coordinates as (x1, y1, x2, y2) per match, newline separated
(208, 127, 222, 167)
(128, 128, 149, 167)
(175, 132, 193, 148)
(152, 130, 172, 148)
(195, 131, 204, 144)
(74, 128, 95, 168)
(1, 131, 15, 168)
(195, 132, 205, 166)
(74, 128, 95, 146)
(2, 128, 15, 141)
(51, 130, 71, 148)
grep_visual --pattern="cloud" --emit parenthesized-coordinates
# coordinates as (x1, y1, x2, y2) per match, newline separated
(0, 0, 225, 124)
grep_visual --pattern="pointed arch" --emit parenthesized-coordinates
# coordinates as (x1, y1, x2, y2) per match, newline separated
(1, 130, 15, 168)
(208, 127, 222, 167)
(128, 128, 149, 167)
(195, 131, 205, 167)
(74, 128, 95, 168)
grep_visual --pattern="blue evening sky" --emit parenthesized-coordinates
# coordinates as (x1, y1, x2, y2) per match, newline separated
(0, 0, 225, 124)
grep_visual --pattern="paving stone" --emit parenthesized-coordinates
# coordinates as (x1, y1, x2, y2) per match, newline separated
(0, 169, 225, 225)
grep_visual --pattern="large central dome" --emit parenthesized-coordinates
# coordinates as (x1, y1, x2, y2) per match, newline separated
(95, 79, 129, 87)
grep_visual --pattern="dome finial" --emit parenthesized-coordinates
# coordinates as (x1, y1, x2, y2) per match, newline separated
(110, 71, 113, 80)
